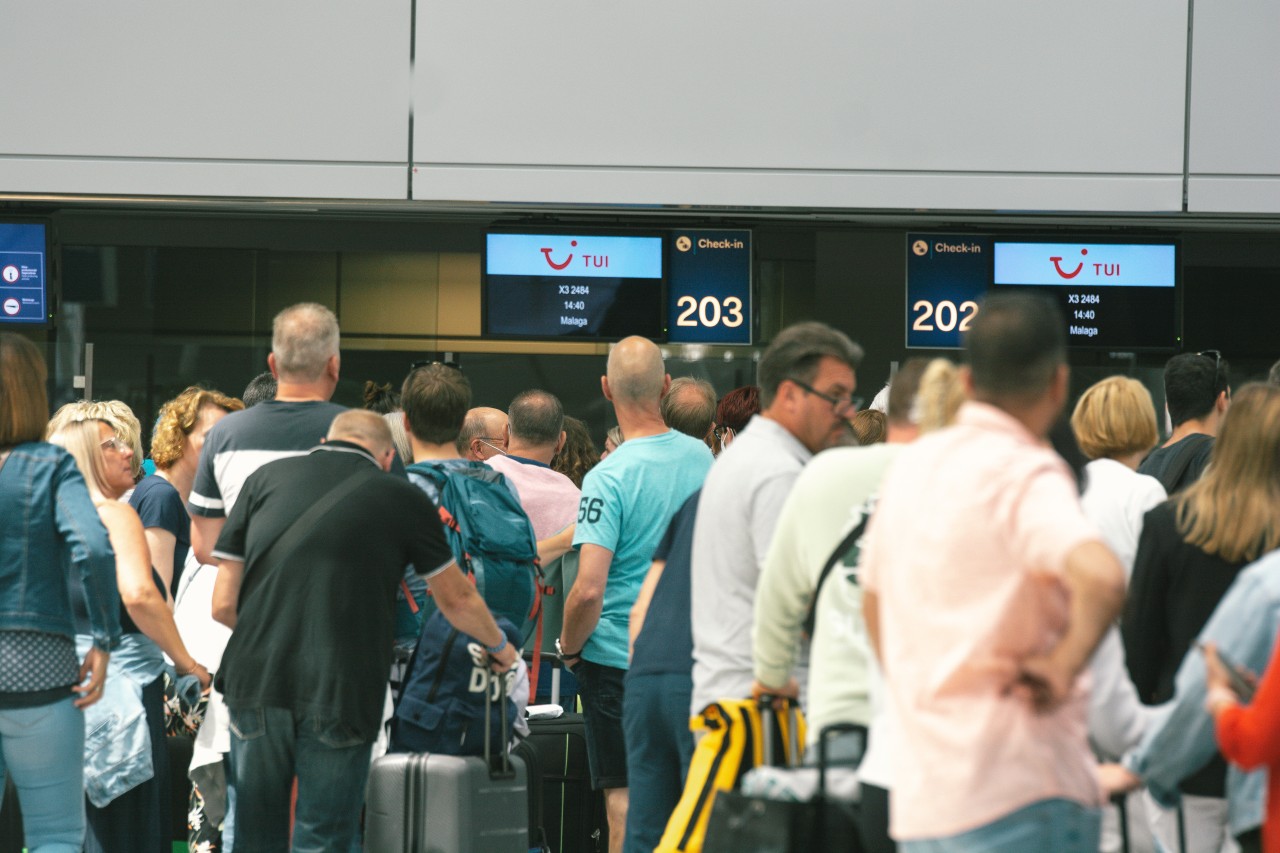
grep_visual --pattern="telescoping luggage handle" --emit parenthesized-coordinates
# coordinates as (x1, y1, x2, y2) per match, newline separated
(757, 696, 801, 769)
(483, 659, 515, 780)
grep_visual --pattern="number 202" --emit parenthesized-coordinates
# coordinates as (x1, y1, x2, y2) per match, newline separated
(912, 299, 978, 333)
(676, 295, 744, 328)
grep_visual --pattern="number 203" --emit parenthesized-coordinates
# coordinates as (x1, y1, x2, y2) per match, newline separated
(912, 299, 979, 333)
(675, 295, 744, 328)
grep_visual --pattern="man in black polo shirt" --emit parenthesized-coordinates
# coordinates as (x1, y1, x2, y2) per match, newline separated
(210, 410, 518, 853)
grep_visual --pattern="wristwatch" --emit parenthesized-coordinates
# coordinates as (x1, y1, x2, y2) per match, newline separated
(555, 638, 582, 668)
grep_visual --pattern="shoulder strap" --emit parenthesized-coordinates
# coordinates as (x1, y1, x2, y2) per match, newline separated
(802, 514, 870, 638)
(1159, 435, 1208, 494)
(251, 463, 381, 577)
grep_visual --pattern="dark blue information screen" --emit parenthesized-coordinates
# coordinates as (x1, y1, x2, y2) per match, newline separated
(906, 234, 1178, 350)
(905, 235, 988, 349)
(666, 230, 751, 345)
(0, 223, 48, 325)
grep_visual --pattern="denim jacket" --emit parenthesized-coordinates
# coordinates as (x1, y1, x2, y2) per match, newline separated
(1125, 550, 1280, 837)
(76, 634, 167, 806)
(0, 442, 121, 650)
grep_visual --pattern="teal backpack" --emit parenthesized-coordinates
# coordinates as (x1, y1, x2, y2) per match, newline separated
(403, 461, 540, 631)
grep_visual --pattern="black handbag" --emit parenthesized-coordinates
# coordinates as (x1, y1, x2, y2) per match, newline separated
(702, 723, 865, 853)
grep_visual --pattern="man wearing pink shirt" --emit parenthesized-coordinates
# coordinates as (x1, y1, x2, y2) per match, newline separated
(485, 390, 580, 541)
(862, 293, 1126, 853)
(485, 390, 582, 702)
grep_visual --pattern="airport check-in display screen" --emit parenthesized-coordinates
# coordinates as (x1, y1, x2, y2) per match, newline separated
(484, 233, 666, 341)
(906, 234, 1178, 350)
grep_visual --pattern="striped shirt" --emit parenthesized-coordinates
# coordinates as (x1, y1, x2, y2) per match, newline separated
(189, 400, 347, 519)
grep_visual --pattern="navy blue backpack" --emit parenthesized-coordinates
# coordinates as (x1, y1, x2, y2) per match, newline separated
(390, 611, 521, 756)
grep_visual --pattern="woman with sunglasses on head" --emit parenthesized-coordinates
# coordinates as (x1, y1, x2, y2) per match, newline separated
(47, 401, 212, 853)
(0, 334, 120, 853)
(1123, 382, 1280, 853)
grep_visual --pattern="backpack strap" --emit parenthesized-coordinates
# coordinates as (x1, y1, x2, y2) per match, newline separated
(802, 513, 870, 638)
(399, 579, 420, 615)
(524, 564, 549, 698)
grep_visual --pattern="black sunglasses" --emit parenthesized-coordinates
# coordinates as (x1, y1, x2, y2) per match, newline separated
(409, 360, 461, 373)
(1197, 349, 1223, 371)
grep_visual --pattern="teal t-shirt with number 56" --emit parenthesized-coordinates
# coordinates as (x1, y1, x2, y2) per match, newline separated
(572, 430, 713, 669)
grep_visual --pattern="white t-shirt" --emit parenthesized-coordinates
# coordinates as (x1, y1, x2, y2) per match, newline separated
(1080, 458, 1167, 579)
(691, 416, 811, 715)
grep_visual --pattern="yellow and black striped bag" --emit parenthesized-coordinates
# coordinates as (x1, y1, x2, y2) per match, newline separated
(656, 698, 806, 853)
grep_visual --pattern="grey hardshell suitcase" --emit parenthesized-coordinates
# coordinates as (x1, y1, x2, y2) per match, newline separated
(364, 668, 530, 853)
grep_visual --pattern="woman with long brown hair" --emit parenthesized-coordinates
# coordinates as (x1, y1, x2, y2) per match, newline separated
(0, 333, 120, 852)
(1123, 382, 1280, 852)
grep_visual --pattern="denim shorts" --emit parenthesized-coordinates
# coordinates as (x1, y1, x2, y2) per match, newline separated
(574, 658, 628, 790)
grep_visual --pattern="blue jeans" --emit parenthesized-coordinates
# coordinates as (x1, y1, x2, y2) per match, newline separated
(902, 798, 1100, 853)
(229, 706, 373, 853)
(0, 696, 85, 853)
(621, 672, 693, 853)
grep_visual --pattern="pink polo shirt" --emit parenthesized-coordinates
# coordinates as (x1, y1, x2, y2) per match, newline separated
(860, 401, 1102, 840)
(485, 454, 579, 540)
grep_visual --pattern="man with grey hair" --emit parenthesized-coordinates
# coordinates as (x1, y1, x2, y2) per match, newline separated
(191, 302, 345, 561)
(660, 376, 718, 451)
(187, 301, 347, 851)
(560, 337, 714, 853)
(457, 406, 509, 461)
(690, 321, 863, 716)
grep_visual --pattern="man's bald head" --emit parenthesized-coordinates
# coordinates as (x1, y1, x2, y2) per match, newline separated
(606, 336, 666, 405)
(457, 406, 509, 459)
(327, 409, 394, 462)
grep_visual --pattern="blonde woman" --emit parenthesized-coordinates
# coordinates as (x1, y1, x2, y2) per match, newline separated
(1123, 383, 1280, 853)
(133, 387, 243, 599)
(1071, 376, 1168, 576)
(75, 399, 146, 483)
(914, 358, 967, 433)
(47, 404, 211, 853)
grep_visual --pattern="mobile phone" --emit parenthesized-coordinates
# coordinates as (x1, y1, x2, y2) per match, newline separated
(1199, 642, 1256, 701)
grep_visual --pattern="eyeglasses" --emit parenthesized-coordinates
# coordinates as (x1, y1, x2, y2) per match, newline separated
(477, 438, 506, 455)
(100, 437, 130, 454)
(409, 360, 461, 372)
(787, 378, 860, 414)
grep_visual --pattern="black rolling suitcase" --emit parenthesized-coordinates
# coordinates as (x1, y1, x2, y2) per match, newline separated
(364, 669, 530, 853)
(520, 712, 607, 853)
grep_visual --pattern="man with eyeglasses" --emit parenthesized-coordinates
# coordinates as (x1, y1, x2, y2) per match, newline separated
(458, 406, 509, 462)
(689, 321, 863, 719)
(1138, 350, 1231, 495)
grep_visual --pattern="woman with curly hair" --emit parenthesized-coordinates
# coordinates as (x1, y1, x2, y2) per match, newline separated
(552, 415, 599, 489)
(132, 387, 243, 600)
